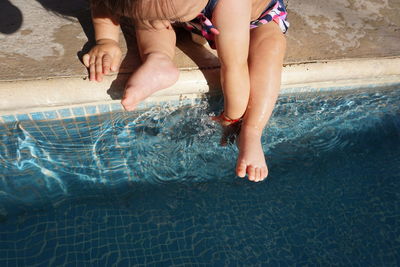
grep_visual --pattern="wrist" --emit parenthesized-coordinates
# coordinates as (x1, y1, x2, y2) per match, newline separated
(96, 38, 119, 45)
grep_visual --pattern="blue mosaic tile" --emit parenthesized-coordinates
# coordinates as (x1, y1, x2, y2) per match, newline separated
(98, 104, 110, 113)
(74, 116, 89, 123)
(0, 85, 399, 266)
(18, 123, 39, 133)
(84, 105, 97, 115)
(50, 124, 65, 133)
(16, 114, 30, 121)
(63, 118, 75, 124)
(110, 103, 123, 112)
(72, 107, 85, 116)
(57, 108, 72, 118)
(30, 112, 46, 121)
(0, 125, 8, 133)
(1, 115, 16, 123)
(43, 111, 59, 120)
(35, 126, 53, 135)
(6, 259, 17, 267)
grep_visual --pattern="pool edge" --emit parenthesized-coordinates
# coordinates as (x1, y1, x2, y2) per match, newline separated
(1, 57, 399, 116)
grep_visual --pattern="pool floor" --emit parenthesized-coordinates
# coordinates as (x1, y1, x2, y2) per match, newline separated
(0, 87, 399, 266)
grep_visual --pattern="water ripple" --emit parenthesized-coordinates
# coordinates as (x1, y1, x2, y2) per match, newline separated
(0, 86, 399, 208)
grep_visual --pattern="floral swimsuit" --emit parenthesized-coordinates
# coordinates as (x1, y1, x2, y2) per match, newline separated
(184, 0, 290, 49)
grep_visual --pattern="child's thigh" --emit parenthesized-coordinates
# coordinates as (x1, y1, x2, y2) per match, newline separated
(248, 22, 286, 79)
(249, 22, 286, 56)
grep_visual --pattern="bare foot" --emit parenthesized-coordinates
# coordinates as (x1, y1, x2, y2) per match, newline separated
(236, 127, 268, 182)
(212, 114, 242, 146)
(121, 52, 179, 111)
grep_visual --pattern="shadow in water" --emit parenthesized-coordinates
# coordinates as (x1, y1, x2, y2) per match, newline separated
(0, 0, 23, 34)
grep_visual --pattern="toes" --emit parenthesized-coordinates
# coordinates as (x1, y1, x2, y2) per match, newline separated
(119, 56, 179, 112)
(121, 94, 138, 111)
(260, 167, 269, 181)
(247, 166, 268, 182)
(247, 165, 256, 182)
(263, 167, 268, 179)
(122, 85, 143, 111)
(237, 162, 268, 182)
(255, 167, 262, 182)
(121, 99, 137, 111)
(236, 160, 247, 178)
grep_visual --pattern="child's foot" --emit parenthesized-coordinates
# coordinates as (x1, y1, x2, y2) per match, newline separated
(212, 112, 242, 146)
(121, 52, 179, 111)
(236, 127, 268, 182)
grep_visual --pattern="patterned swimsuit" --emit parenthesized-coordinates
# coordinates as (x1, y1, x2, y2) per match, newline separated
(184, 0, 289, 49)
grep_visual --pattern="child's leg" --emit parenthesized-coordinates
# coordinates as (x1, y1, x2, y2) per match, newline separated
(122, 26, 179, 111)
(236, 22, 286, 182)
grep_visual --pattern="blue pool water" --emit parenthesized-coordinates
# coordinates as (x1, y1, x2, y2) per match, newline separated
(0, 86, 399, 265)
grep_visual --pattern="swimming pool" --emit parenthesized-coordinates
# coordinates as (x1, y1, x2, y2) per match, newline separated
(0, 85, 399, 265)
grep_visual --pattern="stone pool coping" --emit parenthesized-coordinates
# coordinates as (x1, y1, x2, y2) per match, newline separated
(0, 56, 399, 117)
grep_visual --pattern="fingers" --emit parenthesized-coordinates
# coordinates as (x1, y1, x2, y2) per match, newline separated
(102, 54, 112, 75)
(95, 54, 104, 82)
(84, 53, 98, 81)
(89, 55, 96, 81)
(111, 51, 121, 72)
(82, 53, 90, 68)
(83, 53, 96, 81)
(83, 42, 121, 82)
(85, 53, 114, 82)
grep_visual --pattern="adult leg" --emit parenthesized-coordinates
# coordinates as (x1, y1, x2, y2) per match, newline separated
(236, 22, 286, 181)
(122, 25, 179, 111)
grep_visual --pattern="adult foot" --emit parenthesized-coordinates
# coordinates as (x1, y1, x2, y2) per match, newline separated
(121, 53, 179, 111)
(236, 127, 268, 182)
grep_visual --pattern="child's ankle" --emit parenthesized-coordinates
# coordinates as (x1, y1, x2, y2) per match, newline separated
(241, 124, 263, 138)
(144, 51, 173, 62)
(214, 112, 243, 127)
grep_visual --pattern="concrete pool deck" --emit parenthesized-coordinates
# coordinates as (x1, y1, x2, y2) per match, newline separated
(0, 0, 400, 115)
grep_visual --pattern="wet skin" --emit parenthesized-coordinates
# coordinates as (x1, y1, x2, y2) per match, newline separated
(83, 0, 286, 182)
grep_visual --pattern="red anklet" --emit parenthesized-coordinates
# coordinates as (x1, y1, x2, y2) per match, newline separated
(218, 112, 242, 124)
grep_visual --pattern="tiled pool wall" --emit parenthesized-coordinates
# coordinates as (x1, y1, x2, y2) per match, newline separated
(1, 82, 399, 124)
(0, 97, 202, 124)
(0, 80, 399, 266)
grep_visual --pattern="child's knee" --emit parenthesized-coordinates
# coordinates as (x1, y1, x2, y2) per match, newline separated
(251, 29, 286, 55)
